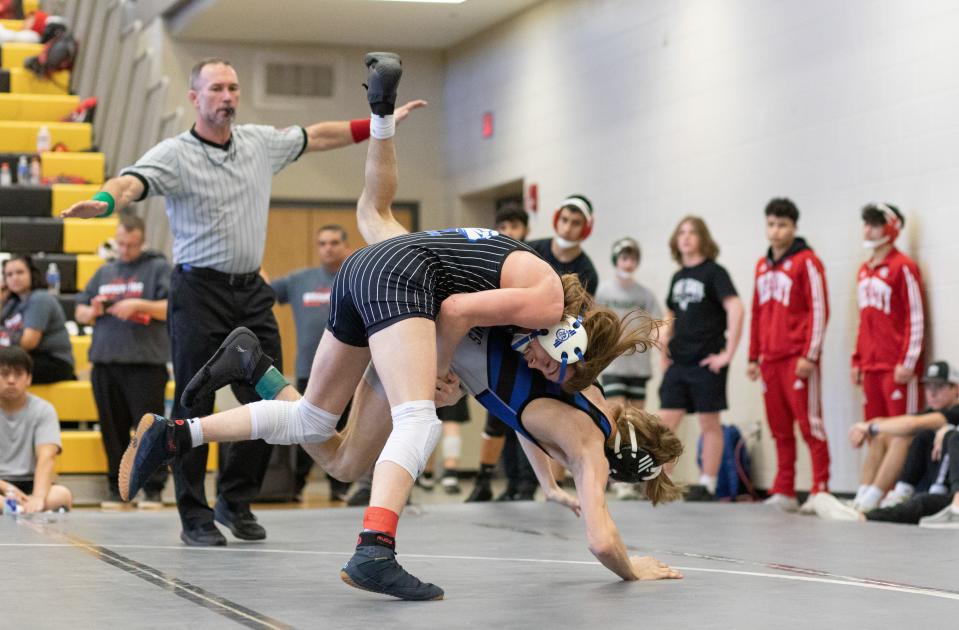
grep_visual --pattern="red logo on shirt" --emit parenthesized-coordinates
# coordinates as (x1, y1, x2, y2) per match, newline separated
(302, 288, 331, 307)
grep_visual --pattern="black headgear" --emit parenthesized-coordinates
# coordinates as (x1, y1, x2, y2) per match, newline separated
(605, 421, 662, 483)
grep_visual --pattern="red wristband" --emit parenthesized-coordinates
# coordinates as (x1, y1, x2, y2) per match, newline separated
(350, 119, 371, 143)
(363, 506, 399, 536)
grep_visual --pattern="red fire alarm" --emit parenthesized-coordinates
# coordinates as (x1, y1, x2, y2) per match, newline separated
(527, 183, 538, 212)
(482, 111, 494, 138)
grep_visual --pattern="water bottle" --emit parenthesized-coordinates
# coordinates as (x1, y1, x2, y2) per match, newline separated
(4, 487, 18, 516)
(36, 125, 51, 154)
(16, 155, 29, 185)
(46, 262, 61, 296)
(0, 163, 10, 186)
(30, 157, 41, 186)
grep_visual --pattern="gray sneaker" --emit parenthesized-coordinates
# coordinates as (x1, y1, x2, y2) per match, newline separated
(919, 505, 959, 529)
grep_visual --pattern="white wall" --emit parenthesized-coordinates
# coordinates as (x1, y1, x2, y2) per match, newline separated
(444, 0, 959, 491)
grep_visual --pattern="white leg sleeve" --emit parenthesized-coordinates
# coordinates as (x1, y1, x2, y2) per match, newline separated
(377, 400, 442, 480)
(442, 434, 462, 460)
(248, 398, 340, 444)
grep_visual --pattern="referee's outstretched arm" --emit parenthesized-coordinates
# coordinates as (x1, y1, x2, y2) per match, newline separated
(303, 99, 427, 153)
(60, 174, 144, 220)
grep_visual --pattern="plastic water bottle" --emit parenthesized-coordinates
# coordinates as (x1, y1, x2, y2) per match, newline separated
(16, 155, 29, 185)
(4, 487, 18, 516)
(46, 262, 61, 295)
(30, 157, 41, 186)
(0, 163, 10, 186)
(36, 125, 51, 154)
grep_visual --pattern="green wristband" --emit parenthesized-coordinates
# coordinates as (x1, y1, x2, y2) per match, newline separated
(255, 366, 290, 401)
(92, 191, 115, 217)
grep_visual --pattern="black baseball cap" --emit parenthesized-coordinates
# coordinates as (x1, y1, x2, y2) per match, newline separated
(921, 361, 959, 385)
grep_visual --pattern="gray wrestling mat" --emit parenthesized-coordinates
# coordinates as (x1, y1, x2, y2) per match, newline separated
(2, 502, 956, 628)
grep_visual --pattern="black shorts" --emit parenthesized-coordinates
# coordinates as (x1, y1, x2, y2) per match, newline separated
(9, 479, 34, 494)
(437, 396, 471, 423)
(659, 362, 727, 413)
(600, 374, 649, 401)
(484, 411, 509, 438)
(327, 230, 533, 347)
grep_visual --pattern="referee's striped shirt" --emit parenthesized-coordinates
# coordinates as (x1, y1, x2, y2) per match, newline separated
(120, 124, 307, 273)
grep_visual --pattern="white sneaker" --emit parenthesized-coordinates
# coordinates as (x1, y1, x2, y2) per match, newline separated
(763, 493, 799, 513)
(878, 491, 909, 509)
(798, 493, 820, 515)
(919, 505, 959, 529)
(613, 482, 641, 501)
(813, 493, 863, 521)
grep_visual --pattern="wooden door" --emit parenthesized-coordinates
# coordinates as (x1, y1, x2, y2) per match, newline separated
(262, 202, 417, 378)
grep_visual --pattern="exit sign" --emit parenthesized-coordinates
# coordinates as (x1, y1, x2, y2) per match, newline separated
(482, 111, 494, 138)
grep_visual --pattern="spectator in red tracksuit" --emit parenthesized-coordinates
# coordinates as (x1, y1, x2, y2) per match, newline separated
(851, 203, 926, 512)
(747, 198, 830, 513)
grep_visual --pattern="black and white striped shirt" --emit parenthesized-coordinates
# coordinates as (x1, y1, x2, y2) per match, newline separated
(121, 124, 307, 273)
(332, 228, 537, 327)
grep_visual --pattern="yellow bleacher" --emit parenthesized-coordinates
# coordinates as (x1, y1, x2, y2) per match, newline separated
(51, 183, 99, 215)
(0, 41, 43, 69)
(63, 217, 117, 254)
(71, 334, 91, 373)
(0, 93, 78, 122)
(0, 120, 92, 153)
(41, 151, 104, 183)
(76, 253, 104, 289)
(6, 67, 70, 95)
(0, 19, 22, 31)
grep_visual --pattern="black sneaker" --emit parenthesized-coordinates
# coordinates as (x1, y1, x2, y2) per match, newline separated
(180, 327, 273, 409)
(118, 414, 185, 502)
(683, 485, 715, 502)
(341, 544, 443, 601)
(181, 522, 227, 547)
(513, 484, 536, 501)
(465, 477, 492, 502)
(347, 487, 372, 507)
(415, 472, 436, 492)
(214, 500, 266, 541)
(363, 52, 402, 116)
(440, 475, 461, 495)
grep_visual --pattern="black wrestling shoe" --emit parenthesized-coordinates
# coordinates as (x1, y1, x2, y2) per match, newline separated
(180, 522, 227, 547)
(683, 485, 716, 502)
(118, 414, 187, 502)
(363, 52, 402, 116)
(465, 479, 492, 502)
(341, 536, 444, 601)
(214, 500, 266, 541)
(180, 327, 273, 409)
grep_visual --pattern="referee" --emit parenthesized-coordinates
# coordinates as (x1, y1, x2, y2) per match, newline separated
(62, 57, 426, 546)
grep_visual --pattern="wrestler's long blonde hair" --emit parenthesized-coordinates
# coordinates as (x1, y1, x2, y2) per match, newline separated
(607, 406, 684, 505)
(558, 274, 664, 394)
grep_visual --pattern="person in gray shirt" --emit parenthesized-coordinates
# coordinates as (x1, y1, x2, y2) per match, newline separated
(596, 238, 663, 409)
(76, 213, 171, 508)
(0, 346, 73, 513)
(60, 56, 426, 546)
(1, 255, 75, 384)
(272, 224, 351, 500)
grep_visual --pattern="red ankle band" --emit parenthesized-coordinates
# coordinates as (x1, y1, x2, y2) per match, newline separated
(362, 506, 399, 537)
(350, 119, 371, 143)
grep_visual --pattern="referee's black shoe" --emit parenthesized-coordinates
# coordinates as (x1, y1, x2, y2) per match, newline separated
(214, 499, 266, 541)
(364, 52, 402, 116)
(180, 327, 273, 409)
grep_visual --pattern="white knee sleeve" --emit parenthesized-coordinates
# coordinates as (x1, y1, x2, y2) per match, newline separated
(248, 398, 340, 444)
(442, 435, 462, 460)
(377, 400, 442, 480)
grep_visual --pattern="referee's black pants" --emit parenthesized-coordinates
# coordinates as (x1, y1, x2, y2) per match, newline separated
(169, 267, 282, 530)
(91, 363, 169, 496)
